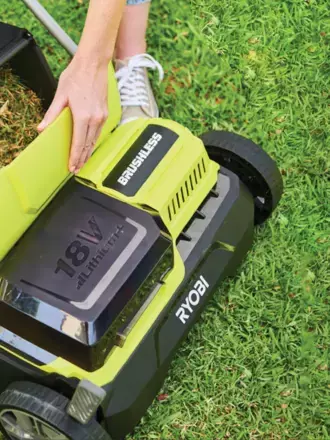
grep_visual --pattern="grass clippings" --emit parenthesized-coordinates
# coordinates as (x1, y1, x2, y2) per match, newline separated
(0, 68, 43, 167)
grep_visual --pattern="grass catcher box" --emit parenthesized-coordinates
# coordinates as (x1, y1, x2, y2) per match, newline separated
(0, 21, 56, 110)
(0, 21, 57, 167)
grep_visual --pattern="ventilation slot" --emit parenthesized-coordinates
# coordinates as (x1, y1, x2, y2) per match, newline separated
(202, 157, 206, 173)
(168, 205, 172, 222)
(172, 198, 177, 215)
(180, 186, 185, 204)
(167, 156, 208, 222)
(176, 192, 181, 209)
(189, 174, 194, 191)
(185, 180, 190, 198)
(194, 169, 198, 185)
(198, 162, 202, 179)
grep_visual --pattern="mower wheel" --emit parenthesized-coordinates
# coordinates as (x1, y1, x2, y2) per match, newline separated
(201, 130, 283, 225)
(0, 381, 111, 440)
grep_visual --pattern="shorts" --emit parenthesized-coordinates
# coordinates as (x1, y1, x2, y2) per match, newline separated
(126, 0, 151, 4)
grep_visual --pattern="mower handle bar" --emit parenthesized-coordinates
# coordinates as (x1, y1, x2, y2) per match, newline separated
(21, 0, 78, 56)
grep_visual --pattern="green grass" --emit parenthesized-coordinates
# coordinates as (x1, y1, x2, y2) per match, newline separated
(1, 0, 330, 438)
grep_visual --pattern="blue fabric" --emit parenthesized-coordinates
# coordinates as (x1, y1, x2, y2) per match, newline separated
(126, 0, 151, 4)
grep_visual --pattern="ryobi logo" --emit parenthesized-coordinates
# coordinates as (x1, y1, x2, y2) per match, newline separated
(117, 132, 163, 186)
(175, 275, 210, 325)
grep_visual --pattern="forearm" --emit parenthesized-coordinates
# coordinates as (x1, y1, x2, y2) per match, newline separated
(75, 0, 126, 66)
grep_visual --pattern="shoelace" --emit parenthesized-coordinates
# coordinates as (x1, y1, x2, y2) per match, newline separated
(115, 54, 164, 107)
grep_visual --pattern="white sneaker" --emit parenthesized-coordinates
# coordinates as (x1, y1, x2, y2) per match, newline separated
(115, 54, 164, 125)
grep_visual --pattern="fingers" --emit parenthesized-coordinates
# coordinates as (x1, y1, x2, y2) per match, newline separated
(75, 125, 97, 172)
(77, 144, 93, 173)
(72, 110, 108, 173)
(38, 92, 67, 132)
(69, 115, 89, 173)
(79, 146, 93, 171)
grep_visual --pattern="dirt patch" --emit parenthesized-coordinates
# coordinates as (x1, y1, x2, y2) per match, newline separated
(0, 68, 43, 167)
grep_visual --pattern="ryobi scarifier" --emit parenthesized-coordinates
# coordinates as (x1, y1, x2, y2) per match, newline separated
(0, 2, 283, 439)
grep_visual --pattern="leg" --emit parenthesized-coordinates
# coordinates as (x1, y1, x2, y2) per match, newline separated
(115, 1, 151, 60)
(114, 0, 164, 125)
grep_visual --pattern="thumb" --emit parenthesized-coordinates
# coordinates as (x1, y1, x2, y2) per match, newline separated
(38, 95, 67, 132)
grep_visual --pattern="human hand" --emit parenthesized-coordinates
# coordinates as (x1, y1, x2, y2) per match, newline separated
(38, 57, 109, 173)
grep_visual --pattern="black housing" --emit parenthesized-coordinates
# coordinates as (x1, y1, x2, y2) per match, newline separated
(0, 167, 255, 439)
(0, 21, 56, 109)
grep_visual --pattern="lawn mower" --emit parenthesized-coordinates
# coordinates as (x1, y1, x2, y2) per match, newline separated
(0, 3, 283, 439)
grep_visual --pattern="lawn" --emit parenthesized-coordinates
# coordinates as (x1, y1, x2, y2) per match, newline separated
(1, 0, 330, 439)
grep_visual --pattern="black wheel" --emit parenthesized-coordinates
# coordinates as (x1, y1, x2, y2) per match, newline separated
(0, 382, 111, 440)
(201, 130, 283, 225)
